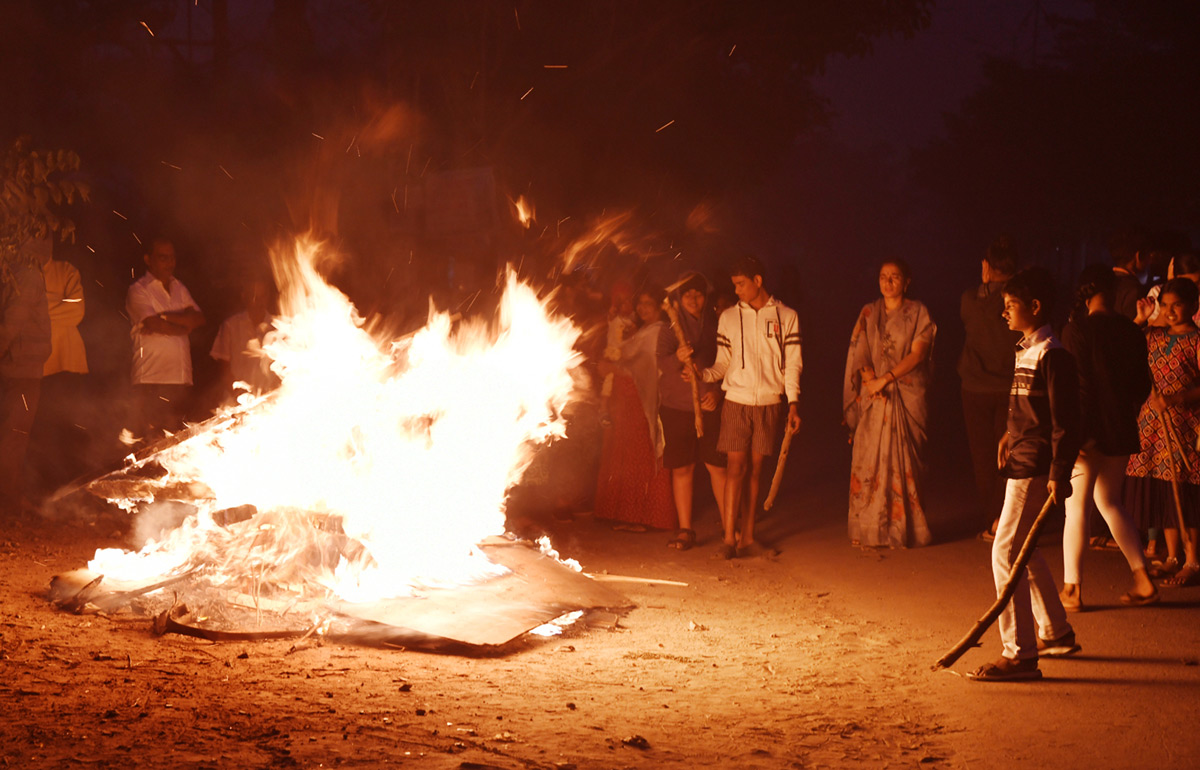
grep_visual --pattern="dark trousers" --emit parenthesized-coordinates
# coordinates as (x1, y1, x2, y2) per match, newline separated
(962, 388, 1008, 526)
(0, 376, 42, 515)
(133, 383, 191, 440)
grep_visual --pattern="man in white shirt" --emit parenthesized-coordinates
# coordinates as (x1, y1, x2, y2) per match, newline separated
(210, 276, 279, 405)
(686, 255, 802, 558)
(126, 238, 204, 439)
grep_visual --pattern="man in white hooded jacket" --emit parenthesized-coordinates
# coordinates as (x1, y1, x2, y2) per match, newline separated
(687, 255, 801, 558)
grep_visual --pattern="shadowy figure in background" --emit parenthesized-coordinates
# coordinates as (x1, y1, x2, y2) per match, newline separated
(843, 259, 935, 548)
(0, 242, 51, 519)
(959, 236, 1020, 541)
(594, 285, 675, 532)
(659, 272, 726, 550)
(27, 236, 89, 495)
(969, 268, 1081, 682)
(690, 256, 801, 559)
(1059, 265, 1156, 610)
(210, 275, 279, 406)
(1110, 227, 1150, 320)
(126, 238, 205, 441)
(1126, 278, 1200, 587)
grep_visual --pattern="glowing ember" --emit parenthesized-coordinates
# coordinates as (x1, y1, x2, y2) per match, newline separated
(511, 195, 535, 229)
(89, 236, 582, 603)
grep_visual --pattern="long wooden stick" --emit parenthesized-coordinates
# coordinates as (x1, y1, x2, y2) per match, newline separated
(662, 299, 703, 438)
(1157, 405, 1191, 535)
(932, 494, 1056, 671)
(763, 426, 795, 511)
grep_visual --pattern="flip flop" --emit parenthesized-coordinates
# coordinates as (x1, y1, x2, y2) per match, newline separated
(1120, 589, 1160, 606)
(737, 542, 779, 559)
(966, 657, 1042, 682)
(714, 543, 737, 560)
(667, 528, 696, 551)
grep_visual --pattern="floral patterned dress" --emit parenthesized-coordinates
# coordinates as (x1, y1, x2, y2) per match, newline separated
(1125, 327, 1200, 528)
(843, 299, 936, 548)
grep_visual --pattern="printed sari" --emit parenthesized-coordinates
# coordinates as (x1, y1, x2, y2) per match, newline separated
(843, 299, 936, 548)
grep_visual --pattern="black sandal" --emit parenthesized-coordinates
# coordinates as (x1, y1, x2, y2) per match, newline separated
(667, 528, 696, 550)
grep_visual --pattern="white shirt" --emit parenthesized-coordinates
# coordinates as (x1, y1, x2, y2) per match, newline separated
(210, 310, 278, 395)
(127, 272, 201, 385)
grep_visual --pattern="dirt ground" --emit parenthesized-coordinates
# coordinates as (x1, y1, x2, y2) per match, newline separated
(3, 449, 1200, 769)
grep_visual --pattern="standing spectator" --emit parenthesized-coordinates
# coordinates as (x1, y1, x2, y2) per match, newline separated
(969, 268, 1081, 682)
(210, 276, 279, 405)
(594, 286, 675, 531)
(843, 259, 935, 548)
(659, 272, 726, 550)
(1110, 227, 1150, 320)
(0, 245, 51, 518)
(1059, 265, 1157, 609)
(126, 237, 204, 439)
(28, 236, 89, 493)
(959, 236, 1020, 540)
(690, 256, 801, 559)
(1126, 278, 1200, 587)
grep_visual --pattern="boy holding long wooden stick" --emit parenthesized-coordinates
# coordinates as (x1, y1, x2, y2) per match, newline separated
(969, 268, 1082, 682)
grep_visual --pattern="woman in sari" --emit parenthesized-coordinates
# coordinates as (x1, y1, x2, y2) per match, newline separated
(843, 259, 936, 548)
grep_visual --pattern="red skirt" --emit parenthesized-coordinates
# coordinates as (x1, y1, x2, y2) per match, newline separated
(594, 373, 675, 529)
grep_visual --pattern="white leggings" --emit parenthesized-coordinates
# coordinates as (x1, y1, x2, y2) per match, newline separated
(1063, 449, 1147, 584)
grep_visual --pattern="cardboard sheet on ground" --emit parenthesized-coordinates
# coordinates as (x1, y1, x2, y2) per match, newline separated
(331, 540, 631, 647)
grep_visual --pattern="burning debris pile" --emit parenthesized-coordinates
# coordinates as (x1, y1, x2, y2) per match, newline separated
(50, 237, 629, 651)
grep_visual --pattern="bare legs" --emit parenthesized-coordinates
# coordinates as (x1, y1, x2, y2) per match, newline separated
(723, 451, 766, 548)
(670, 462, 727, 544)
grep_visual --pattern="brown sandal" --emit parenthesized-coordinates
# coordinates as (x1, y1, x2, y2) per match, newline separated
(667, 528, 696, 551)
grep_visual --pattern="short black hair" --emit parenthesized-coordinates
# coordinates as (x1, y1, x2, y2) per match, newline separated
(730, 255, 765, 281)
(1071, 264, 1115, 322)
(985, 235, 1017, 276)
(1003, 267, 1057, 320)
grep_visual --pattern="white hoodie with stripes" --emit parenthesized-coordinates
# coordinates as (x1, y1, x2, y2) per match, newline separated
(701, 296, 802, 406)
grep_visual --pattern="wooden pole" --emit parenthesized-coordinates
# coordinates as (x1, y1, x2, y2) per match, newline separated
(662, 299, 703, 438)
(1157, 405, 1191, 535)
(932, 494, 1057, 671)
(763, 426, 794, 511)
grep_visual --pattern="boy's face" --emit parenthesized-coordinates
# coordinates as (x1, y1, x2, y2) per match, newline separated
(731, 274, 763, 305)
(1002, 293, 1041, 335)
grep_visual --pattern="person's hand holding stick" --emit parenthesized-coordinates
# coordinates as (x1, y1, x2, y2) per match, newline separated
(663, 299, 703, 438)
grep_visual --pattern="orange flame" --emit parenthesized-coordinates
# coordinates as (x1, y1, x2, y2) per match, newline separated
(90, 236, 583, 601)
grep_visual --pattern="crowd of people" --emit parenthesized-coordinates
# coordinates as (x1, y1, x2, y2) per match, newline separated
(0, 234, 277, 519)
(2, 226, 1197, 681)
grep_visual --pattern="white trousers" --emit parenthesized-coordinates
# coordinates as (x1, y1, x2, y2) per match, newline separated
(992, 476, 1073, 660)
(1063, 449, 1146, 584)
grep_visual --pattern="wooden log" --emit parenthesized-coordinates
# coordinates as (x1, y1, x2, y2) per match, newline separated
(662, 299, 704, 438)
(932, 494, 1056, 670)
(763, 426, 795, 511)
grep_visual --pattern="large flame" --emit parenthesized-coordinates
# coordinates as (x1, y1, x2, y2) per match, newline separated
(89, 237, 582, 602)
